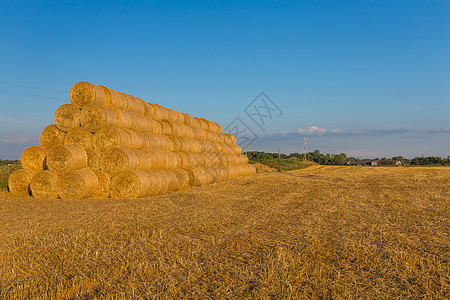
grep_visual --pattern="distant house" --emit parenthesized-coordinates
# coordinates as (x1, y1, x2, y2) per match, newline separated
(378, 159, 402, 166)
(347, 160, 377, 166)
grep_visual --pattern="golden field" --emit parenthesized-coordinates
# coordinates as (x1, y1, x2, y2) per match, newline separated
(0, 166, 449, 299)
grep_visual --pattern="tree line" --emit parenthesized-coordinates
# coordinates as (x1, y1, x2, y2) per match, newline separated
(246, 151, 450, 166)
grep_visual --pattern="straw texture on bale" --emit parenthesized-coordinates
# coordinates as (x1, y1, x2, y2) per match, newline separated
(111, 108, 133, 129)
(98, 86, 127, 110)
(21, 146, 47, 174)
(86, 149, 101, 171)
(110, 170, 150, 198)
(70, 82, 106, 108)
(46, 144, 87, 173)
(101, 148, 139, 174)
(64, 127, 93, 150)
(91, 171, 110, 198)
(40, 124, 66, 149)
(134, 150, 150, 170)
(59, 168, 98, 200)
(30, 170, 59, 199)
(171, 169, 190, 190)
(93, 127, 131, 152)
(145, 103, 156, 118)
(80, 105, 118, 133)
(124, 129, 143, 149)
(161, 170, 179, 191)
(223, 133, 237, 145)
(8, 169, 32, 196)
(145, 170, 163, 195)
(54, 104, 81, 132)
(152, 170, 169, 194)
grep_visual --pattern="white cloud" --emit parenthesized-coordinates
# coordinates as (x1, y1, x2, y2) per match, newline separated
(297, 126, 329, 135)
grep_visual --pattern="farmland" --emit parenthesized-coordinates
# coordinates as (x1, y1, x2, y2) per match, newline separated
(0, 166, 449, 298)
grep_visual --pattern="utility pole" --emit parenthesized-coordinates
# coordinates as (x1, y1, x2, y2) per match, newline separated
(244, 134, 247, 156)
(278, 148, 281, 159)
(303, 137, 307, 160)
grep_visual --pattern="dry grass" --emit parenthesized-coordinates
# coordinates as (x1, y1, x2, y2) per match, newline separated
(0, 166, 448, 299)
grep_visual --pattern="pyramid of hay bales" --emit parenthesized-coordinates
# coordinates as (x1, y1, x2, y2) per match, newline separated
(8, 81, 256, 199)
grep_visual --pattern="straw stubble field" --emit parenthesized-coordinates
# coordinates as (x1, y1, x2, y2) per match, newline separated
(0, 166, 449, 299)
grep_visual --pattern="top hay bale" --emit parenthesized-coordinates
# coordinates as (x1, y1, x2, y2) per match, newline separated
(70, 82, 107, 108)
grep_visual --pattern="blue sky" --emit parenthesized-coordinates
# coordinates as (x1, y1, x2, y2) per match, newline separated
(0, 0, 449, 159)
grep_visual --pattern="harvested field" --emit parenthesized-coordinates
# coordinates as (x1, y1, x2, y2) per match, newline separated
(0, 166, 448, 298)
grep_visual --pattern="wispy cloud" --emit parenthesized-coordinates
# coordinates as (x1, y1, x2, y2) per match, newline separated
(426, 128, 450, 133)
(285, 126, 414, 137)
(0, 137, 37, 144)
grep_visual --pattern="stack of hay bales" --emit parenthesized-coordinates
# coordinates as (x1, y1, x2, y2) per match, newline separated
(8, 81, 255, 199)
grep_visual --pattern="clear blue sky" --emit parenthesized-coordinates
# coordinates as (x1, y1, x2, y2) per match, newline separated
(1, 0, 449, 159)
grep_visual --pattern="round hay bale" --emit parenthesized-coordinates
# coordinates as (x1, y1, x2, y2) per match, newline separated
(152, 103, 170, 120)
(187, 167, 209, 186)
(165, 151, 180, 169)
(145, 103, 156, 118)
(59, 168, 98, 199)
(80, 105, 118, 133)
(30, 170, 59, 199)
(86, 149, 102, 171)
(205, 167, 218, 183)
(98, 86, 126, 110)
(110, 170, 150, 198)
(124, 129, 143, 149)
(176, 151, 191, 168)
(54, 104, 81, 132)
(145, 170, 162, 195)
(160, 120, 173, 135)
(47, 144, 87, 173)
(91, 171, 110, 198)
(223, 133, 237, 145)
(160, 169, 179, 191)
(111, 108, 133, 129)
(134, 150, 150, 170)
(151, 170, 169, 194)
(138, 131, 150, 149)
(231, 144, 242, 154)
(93, 127, 131, 152)
(181, 168, 195, 186)
(178, 124, 194, 138)
(125, 94, 144, 115)
(142, 117, 159, 134)
(40, 124, 65, 150)
(101, 148, 139, 174)
(8, 169, 32, 196)
(183, 113, 195, 126)
(171, 169, 190, 189)
(205, 152, 220, 167)
(175, 111, 185, 124)
(136, 98, 148, 115)
(70, 82, 106, 108)
(129, 113, 147, 132)
(165, 135, 182, 151)
(64, 127, 94, 150)
(21, 146, 47, 174)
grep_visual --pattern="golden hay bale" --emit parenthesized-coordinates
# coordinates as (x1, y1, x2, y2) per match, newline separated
(138, 131, 150, 149)
(152, 120, 164, 135)
(204, 152, 220, 167)
(165, 109, 179, 122)
(175, 111, 185, 124)
(110, 170, 150, 198)
(111, 107, 133, 129)
(165, 151, 181, 169)
(136, 98, 148, 115)
(125, 94, 144, 115)
(59, 168, 98, 200)
(129, 113, 147, 132)
(231, 144, 242, 154)
(98, 86, 127, 110)
(145, 103, 156, 118)
(80, 105, 118, 133)
(151, 103, 169, 120)
(160, 169, 179, 191)
(171, 169, 190, 189)
(30, 170, 59, 199)
(183, 113, 195, 126)
(222, 133, 237, 145)
(93, 127, 131, 152)
(86, 149, 102, 171)
(124, 129, 143, 149)
(145, 170, 162, 195)
(70, 82, 106, 108)
(91, 171, 110, 198)
(145, 133, 172, 150)
(64, 127, 94, 150)
(54, 104, 81, 132)
(8, 169, 32, 196)
(40, 124, 66, 150)
(164, 120, 182, 136)
(165, 135, 182, 151)
(177, 123, 194, 138)
(142, 117, 159, 134)
(134, 150, 151, 170)
(176, 151, 191, 168)
(186, 167, 209, 186)
(180, 168, 195, 186)
(47, 144, 87, 173)
(160, 120, 173, 135)
(21, 146, 47, 174)
(101, 148, 139, 174)
(151, 170, 169, 194)
(205, 167, 218, 184)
